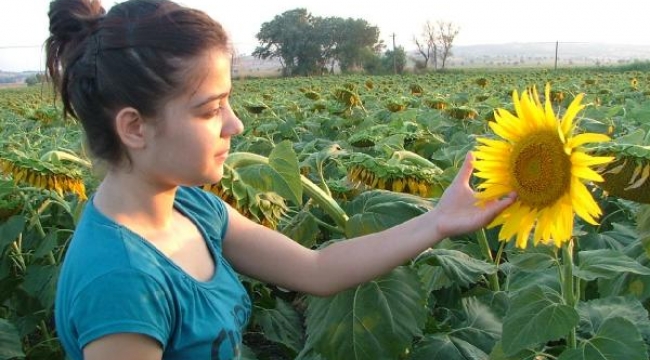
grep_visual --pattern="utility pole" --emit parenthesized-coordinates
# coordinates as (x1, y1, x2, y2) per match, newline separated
(554, 41, 559, 70)
(392, 32, 397, 74)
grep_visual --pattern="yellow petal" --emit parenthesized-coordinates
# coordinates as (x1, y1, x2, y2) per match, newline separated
(571, 165, 605, 182)
(571, 152, 614, 167)
(489, 119, 521, 142)
(476, 137, 511, 149)
(560, 93, 585, 137)
(567, 133, 610, 149)
(515, 209, 537, 249)
(544, 96, 558, 129)
(571, 179, 602, 218)
(500, 204, 531, 242)
(475, 183, 513, 202)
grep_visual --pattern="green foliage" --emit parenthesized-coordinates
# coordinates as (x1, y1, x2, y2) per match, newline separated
(304, 267, 426, 360)
(416, 249, 497, 291)
(381, 47, 407, 75)
(24, 73, 45, 87)
(557, 318, 647, 360)
(252, 297, 304, 355)
(343, 190, 432, 237)
(4, 68, 650, 359)
(573, 249, 650, 281)
(410, 298, 501, 360)
(501, 286, 579, 355)
(0, 319, 25, 359)
(254, 9, 380, 76)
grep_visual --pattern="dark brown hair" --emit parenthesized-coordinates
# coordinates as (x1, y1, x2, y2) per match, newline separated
(45, 0, 230, 164)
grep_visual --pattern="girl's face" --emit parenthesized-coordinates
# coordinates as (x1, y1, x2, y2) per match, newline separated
(138, 50, 244, 187)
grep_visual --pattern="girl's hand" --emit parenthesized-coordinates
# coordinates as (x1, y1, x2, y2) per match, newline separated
(431, 152, 516, 239)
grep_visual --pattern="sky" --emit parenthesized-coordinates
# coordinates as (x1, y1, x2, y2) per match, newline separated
(1, 0, 649, 72)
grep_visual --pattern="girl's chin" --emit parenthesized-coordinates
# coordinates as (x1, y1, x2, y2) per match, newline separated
(204, 168, 224, 184)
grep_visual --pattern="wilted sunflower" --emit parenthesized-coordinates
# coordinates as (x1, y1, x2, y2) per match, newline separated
(472, 84, 614, 248)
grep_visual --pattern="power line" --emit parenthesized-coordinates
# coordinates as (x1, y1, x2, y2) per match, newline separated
(0, 45, 43, 49)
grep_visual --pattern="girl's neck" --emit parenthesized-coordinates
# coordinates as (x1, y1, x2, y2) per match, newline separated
(93, 170, 178, 232)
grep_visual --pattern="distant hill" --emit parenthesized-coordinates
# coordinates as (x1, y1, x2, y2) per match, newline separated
(0, 70, 39, 86)
(3, 43, 650, 82)
(230, 42, 650, 76)
(441, 42, 650, 68)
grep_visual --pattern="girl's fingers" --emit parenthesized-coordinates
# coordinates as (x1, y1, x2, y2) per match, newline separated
(455, 152, 475, 186)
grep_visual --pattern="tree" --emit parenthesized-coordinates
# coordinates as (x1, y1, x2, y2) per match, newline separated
(413, 21, 436, 70)
(436, 21, 460, 70)
(253, 8, 322, 76)
(315, 16, 345, 73)
(414, 20, 459, 71)
(334, 18, 380, 73)
(381, 47, 407, 74)
(25, 73, 45, 86)
(360, 47, 382, 75)
(254, 9, 381, 76)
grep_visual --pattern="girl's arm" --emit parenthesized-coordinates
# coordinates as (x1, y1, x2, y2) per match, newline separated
(83, 333, 162, 360)
(223, 153, 515, 296)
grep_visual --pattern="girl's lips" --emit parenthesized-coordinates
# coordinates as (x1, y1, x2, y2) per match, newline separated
(215, 151, 229, 160)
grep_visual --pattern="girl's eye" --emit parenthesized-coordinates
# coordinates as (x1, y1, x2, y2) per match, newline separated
(203, 107, 222, 119)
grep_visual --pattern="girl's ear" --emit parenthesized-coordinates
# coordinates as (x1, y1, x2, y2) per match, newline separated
(114, 107, 147, 150)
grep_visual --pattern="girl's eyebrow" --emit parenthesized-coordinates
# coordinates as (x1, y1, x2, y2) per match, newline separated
(192, 90, 230, 108)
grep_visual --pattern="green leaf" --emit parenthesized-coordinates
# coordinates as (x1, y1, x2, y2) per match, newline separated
(22, 264, 59, 309)
(557, 317, 647, 360)
(240, 344, 259, 360)
(416, 249, 496, 290)
(501, 286, 579, 356)
(576, 296, 650, 341)
(573, 249, 650, 281)
(295, 345, 326, 360)
(637, 204, 650, 238)
(415, 296, 502, 359)
(268, 140, 302, 205)
(33, 230, 58, 259)
(597, 240, 650, 301)
(304, 267, 426, 360)
(452, 297, 502, 353)
(0, 318, 25, 359)
(0, 215, 25, 252)
(488, 341, 539, 360)
(344, 190, 432, 238)
(410, 334, 488, 360)
(613, 128, 646, 145)
(506, 267, 562, 294)
(418, 264, 454, 292)
(508, 251, 556, 272)
(579, 223, 638, 251)
(253, 298, 303, 354)
(236, 165, 298, 204)
(280, 210, 320, 248)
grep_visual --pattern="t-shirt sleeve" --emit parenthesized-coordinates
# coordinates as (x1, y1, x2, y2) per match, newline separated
(69, 269, 173, 350)
(201, 188, 229, 241)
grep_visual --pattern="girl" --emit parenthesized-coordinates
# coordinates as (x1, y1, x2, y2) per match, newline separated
(46, 0, 515, 359)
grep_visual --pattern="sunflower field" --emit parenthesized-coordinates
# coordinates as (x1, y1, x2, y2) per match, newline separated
(1, 65, 650, 360)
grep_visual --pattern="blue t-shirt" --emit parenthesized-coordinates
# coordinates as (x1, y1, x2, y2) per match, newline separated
(55, 186, 251, 360)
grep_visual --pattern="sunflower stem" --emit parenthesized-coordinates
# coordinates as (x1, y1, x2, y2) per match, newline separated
(561, 240, 577, 349)
(477, 229, 500, 291)
(390, 150, 440, 169)
(40, 150, 92, 169)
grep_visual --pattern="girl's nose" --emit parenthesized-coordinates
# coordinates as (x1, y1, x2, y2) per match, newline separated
(223, 105, 244, 137)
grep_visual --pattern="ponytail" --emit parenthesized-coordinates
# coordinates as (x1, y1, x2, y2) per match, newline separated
(45, 0, 104, 95)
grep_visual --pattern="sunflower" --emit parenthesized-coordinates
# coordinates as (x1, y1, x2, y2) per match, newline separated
(0, 158, 87, 200)
(472, 84, 614, 248)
